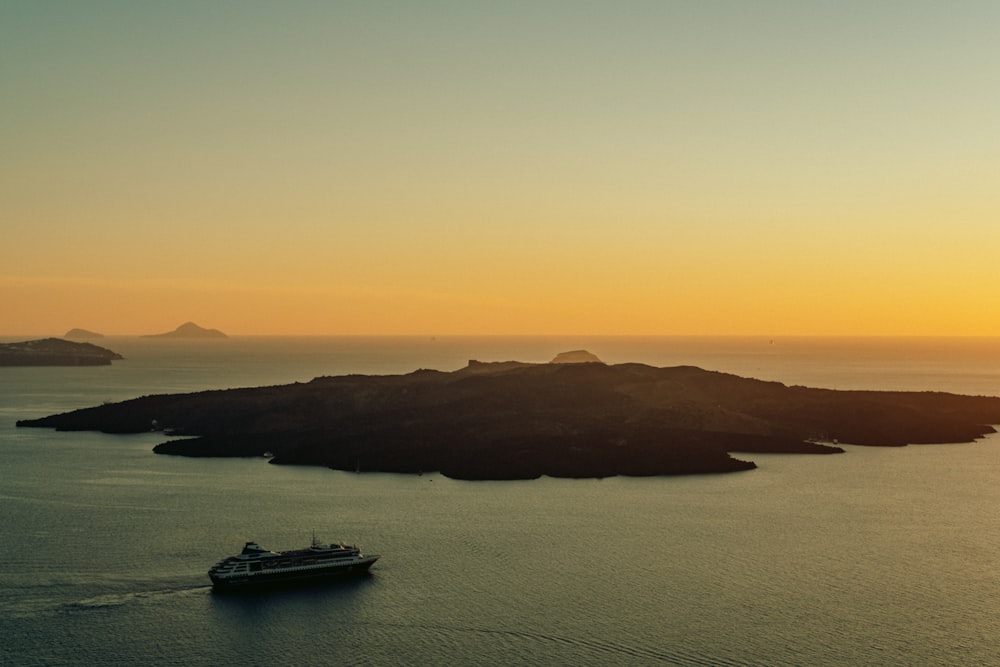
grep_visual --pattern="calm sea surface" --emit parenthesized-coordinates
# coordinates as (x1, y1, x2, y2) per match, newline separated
(2, 336, 1000, 666)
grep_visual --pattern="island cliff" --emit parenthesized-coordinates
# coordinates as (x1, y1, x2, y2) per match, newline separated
(17, 358, 1000, 480)
(0, 338, 123, 366)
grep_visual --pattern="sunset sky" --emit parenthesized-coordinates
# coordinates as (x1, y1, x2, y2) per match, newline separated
(3, 2, 999, 336)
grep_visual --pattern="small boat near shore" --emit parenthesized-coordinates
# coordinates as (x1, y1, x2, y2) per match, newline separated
(208, 537, 379, 590)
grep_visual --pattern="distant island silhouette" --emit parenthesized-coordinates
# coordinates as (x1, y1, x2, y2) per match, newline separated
(551, 350, 603, 363)
(142, 322, 227, 339)
(64, 328, 104, 339)
(0, 338, 123, 366)
(18, 353, 1000, 479)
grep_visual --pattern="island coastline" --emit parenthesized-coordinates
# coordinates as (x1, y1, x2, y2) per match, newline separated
(17, 355, 1000, 480)
(0, 338, 123, 366)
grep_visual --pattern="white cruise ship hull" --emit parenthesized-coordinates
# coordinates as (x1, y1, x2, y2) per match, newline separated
(210, 554, 379, 590)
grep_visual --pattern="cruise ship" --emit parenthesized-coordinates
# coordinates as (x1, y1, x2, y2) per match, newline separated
(208, 537, 379, 590)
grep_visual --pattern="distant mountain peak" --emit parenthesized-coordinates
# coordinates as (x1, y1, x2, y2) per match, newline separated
(551, 350, 603, 364)
(143, 322, 228, 339)
(65, 328, 104, 339)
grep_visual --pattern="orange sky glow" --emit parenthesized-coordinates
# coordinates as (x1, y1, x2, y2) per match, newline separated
(3, 3, 999, 336)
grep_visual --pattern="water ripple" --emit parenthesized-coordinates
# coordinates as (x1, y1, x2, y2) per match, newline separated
(359, 620, 754, 665)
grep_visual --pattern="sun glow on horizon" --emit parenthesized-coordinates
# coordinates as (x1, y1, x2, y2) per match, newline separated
(4, 2, 1000, 338)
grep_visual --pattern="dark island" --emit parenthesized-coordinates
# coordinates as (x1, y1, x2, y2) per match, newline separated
(17, 355, 1000, 480)
(0, 338, 123, 366)
(142, 322, 227, 339)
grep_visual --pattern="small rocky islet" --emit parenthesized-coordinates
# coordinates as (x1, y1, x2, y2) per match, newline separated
(64, 328, 105, 339)
(17, 351, 1000, 480)
(141, 322, 228, 338)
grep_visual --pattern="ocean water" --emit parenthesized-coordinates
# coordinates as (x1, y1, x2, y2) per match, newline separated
(2, 336, 1000, 666)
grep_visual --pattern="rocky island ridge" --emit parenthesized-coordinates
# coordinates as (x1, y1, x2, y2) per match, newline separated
(17, 355, 1000, 479)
